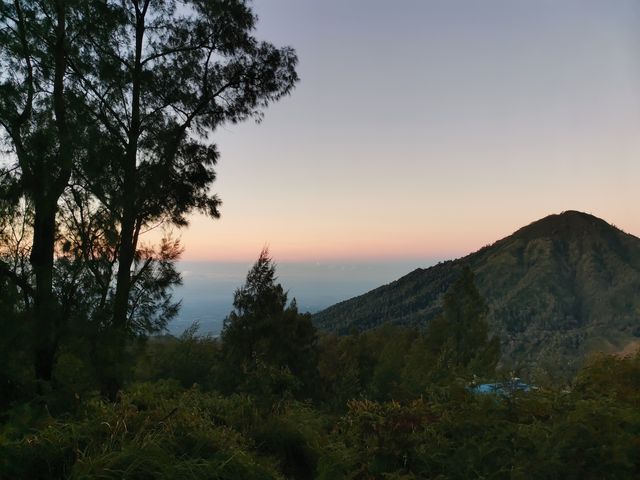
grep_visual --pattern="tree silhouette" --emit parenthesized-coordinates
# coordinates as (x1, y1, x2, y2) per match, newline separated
(221, 249, 318, 395)
(0, 0, 298, 393)
(69, 1, 298, 395)
(0, 0, 89, 382)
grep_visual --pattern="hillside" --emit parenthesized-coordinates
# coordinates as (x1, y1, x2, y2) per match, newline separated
(313, 211, 640, 376)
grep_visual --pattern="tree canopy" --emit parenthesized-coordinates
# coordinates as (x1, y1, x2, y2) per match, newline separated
(0, 0, 298, 394)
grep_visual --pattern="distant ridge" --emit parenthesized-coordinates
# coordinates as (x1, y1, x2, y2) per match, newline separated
(313, 211, 640, 377)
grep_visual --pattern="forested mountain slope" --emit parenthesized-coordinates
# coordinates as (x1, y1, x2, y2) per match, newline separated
(314, 211, 640, 374)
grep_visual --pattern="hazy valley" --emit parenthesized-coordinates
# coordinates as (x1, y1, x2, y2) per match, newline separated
(171, 260, 438, 335)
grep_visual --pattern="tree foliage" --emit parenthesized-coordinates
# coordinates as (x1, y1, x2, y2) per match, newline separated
(220, 248, 319, 396)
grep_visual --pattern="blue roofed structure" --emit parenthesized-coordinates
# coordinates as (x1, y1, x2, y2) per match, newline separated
(470, 380, 532, 396)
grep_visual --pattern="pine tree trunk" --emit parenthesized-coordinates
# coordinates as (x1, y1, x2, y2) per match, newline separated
(31, 200, 58, 382)
(29, 0, 72, 385)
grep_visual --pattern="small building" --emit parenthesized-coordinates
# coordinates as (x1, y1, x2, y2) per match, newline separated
(470, 380, 532, 396)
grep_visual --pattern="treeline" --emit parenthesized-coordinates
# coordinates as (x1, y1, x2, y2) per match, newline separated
(0, 250, 500, 411)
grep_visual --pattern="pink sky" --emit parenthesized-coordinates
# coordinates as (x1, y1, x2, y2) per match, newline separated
(157, 1, 640, 263)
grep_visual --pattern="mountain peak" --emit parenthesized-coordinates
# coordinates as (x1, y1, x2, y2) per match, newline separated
(314, 211, 640, 379)
(510, 210, 620, 243)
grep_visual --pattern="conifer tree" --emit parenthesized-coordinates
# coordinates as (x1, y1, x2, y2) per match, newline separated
(425, 266, 500, 378)
(221, 248, 318, 395)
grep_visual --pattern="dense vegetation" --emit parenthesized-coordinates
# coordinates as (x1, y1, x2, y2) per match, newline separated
(5, 356, 640, 479)
(3, 253, 640, 478)
(314, 211, 640, 381)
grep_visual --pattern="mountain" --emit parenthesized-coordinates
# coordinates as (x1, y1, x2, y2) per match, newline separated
(313, 211, 640, 377)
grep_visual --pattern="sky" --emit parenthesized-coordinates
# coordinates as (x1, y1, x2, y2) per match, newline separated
(173, 0, 640, 264)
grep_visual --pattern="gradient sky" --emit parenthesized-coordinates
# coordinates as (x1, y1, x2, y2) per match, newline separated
(174, 0, 640, 263)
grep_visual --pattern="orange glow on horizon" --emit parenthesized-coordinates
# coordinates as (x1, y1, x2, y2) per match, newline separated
(152, 208, 640, 264)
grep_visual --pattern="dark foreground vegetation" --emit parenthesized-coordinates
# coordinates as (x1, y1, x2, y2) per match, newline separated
(4, 357, 640, 479)
(2, 253, 640, 479)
